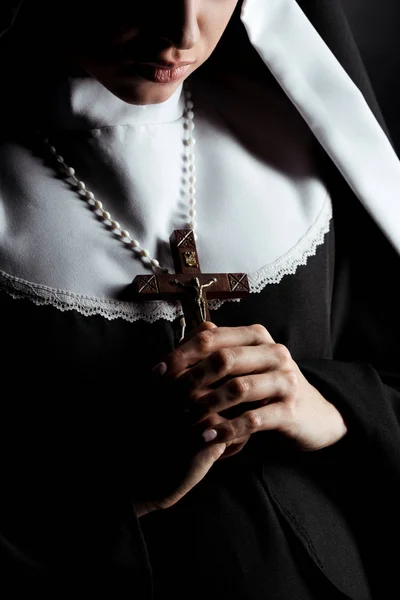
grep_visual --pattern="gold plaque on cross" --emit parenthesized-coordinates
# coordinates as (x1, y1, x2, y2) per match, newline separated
(183, 251, 198, 268)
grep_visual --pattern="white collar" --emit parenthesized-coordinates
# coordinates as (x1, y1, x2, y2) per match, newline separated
(44, 78, 185, 130)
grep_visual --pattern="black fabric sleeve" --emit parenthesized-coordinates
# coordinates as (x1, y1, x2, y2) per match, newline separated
(293, 168, 400, 597)
(295, 360, 400, 598)
(297, 360, 400, 471)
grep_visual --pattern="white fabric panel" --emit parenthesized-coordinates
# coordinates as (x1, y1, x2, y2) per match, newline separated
(241, 0, 400, 253)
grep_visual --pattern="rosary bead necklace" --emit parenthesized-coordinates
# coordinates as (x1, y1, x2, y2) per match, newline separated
(38, 83, 196, 275)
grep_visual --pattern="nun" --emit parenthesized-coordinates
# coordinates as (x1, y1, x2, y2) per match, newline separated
(0, 1, 399, 598)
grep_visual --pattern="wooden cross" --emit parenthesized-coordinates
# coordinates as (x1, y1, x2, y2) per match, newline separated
(130, 230, 250, 332)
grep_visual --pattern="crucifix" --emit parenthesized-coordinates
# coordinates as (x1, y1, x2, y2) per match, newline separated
(130, 230, 250, 334)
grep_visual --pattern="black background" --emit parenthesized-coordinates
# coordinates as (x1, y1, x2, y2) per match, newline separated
(342, 0, 400, 154)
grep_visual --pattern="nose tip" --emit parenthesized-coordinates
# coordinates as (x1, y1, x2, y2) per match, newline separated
(162, 0, 200, 50)
(176, 28, 199, 50)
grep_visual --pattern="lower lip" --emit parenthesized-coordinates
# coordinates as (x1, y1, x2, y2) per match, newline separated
(133, 63, 192, 83)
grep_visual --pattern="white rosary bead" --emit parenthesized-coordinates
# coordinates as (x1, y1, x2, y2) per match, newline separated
(85, 191, 95, 200)
(111, 220, 120, 230)
(150, 259, 160, 268)
(121, 230, 130, 238)
(56, 155, 64, 163)
(141, 249, 150, 258)
(66, 167, 75, 177)
(102, 210, 111, 220)
(186, 100, 194, 110)
(189, 208, 196, 218)
(94, 200, 103, 210)
(130, 239, 140, 248)
(77, 181, 86, 191)
(186, 110, 194, 120)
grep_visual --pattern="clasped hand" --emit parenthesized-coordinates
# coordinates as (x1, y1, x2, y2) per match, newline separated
(137, 322, 348, 516)
(156, 322, 347, 458)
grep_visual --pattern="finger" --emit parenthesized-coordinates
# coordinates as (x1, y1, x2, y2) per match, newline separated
(190, 370, 296, 420)
(155, 442, 227, 510)
(151, 321, 216, 377)
(163, 324, 274, 380)
(176, 344, 289, 395)
(201, 401, 293, 444)
(178, 320, 217, 345)
(218, 439, 249, 460)
(195, 417, 250, 460)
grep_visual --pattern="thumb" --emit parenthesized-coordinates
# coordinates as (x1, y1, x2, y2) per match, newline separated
(156, 442, 226, 510)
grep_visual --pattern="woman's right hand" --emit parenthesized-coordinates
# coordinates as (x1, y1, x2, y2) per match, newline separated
(134, 322, 227, 518)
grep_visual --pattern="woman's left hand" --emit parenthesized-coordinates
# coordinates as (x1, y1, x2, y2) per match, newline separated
(157, 323, 348, 458)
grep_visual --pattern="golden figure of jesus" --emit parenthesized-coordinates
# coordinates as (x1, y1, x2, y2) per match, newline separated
(171, 276, 217, 323)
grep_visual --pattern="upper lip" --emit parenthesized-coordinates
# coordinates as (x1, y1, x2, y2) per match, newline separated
(138, 60, 194, 69)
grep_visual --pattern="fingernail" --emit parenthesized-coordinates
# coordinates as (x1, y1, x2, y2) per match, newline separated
(202, 429, 218, 443)
(152, 362, 167, 377)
